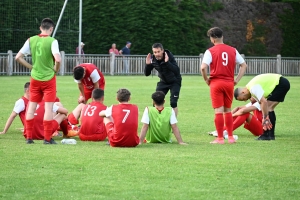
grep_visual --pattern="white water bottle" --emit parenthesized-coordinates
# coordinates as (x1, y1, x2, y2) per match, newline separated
(224, 135, 238, 140)
(61, 139, 77, 144)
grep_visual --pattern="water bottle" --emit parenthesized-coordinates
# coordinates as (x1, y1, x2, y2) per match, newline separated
(61, 139, 77, 144)
(224, 135, 238, 140)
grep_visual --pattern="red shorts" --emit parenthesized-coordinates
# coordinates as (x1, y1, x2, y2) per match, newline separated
(244, 115, 263, 136)
(68, 113, 78, 125)
(210, 80, 234, 108)
(79, 133, 106, 141)
(30, 76, 56, 102)
(105, 122, 138, 147)
(81, 82, 105, 101)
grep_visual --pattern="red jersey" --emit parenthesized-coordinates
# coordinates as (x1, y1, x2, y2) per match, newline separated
(19, 96, 29, 126)
(208, 44, 236, 81)
(77, 63, 105, 90)
(109, 104, 139, 147)
(79, 101, 107, 138)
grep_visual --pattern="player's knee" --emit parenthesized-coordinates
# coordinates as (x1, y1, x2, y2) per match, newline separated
(170, 101, 177, 108)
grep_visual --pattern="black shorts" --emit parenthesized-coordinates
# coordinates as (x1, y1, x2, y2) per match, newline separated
(267, 76, 290, 102)
(156, 81, 181, 108)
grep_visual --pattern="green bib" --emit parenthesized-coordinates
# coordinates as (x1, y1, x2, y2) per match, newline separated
(29, 35, 56, 81)
(146, 107, 172, 143)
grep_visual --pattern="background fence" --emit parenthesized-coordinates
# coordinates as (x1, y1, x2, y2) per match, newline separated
(0, 51, 299, 76)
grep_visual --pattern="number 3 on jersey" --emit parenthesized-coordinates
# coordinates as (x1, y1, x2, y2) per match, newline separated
(122, 109, 130, 123)
(222, 52, 228, 66)
(83, 105, 97, 116)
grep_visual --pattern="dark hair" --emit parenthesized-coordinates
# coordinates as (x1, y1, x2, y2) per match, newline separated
(207, 27, 223, 38)
(152, 43, 164, 50)
(234, 88, 240, 100)
(24, 82, 30, 89)
(92, 88, 104, 100)
(73, 66, 84, 80)
(152, 91, 165, 106)
(117, 88, 131, 102)
(41, 18, 55, 30)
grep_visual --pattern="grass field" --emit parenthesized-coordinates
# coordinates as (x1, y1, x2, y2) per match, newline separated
(0, 75, 299, 200)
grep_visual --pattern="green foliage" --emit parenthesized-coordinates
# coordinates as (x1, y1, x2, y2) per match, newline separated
(279, 2, 300, 57)
(0, 0, 79, 53)
(210, 2, 224, 11)
(242, 23, 268, 56)
(83, 0, 211, 55)
(0, 76, 300, 199)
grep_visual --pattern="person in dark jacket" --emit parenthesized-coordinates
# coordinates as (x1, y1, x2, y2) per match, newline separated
(145, 43, 182, 116)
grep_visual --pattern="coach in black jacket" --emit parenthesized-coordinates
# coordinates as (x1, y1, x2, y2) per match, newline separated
(144, 43, 182, 116)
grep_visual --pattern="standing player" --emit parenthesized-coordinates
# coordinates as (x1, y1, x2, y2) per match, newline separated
(79, 89, 107, 141)
(201, 27, 247, 144)
(0, 82, 30, 134)
(15, 18, 61, 144)
(234, 73, 290, 140)
(145, 43, 181, 116)
(73, 63, 105, 104)
(99, 88, 139, 147)
(139, 91, 186, 145)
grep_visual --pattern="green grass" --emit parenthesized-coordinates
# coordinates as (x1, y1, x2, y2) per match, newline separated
(0, 75, 299, 200)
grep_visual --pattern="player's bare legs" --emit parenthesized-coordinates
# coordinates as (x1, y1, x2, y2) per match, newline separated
(173, 107, 178, 117)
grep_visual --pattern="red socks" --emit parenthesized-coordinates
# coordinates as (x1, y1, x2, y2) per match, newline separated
(224, 112, 233, 137)
(43, 120, 53, 141)
(25, 119, 34, 140)
(214, 113, 224, 138)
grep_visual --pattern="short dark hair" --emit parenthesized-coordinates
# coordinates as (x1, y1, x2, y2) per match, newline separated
(152, 91, 165, 106)
(207, 27, 223, 38)
(41, 18, 55, 30)
(152, 43, 164, 50)
(24, 82, 30, 89)
(73, 66, 84, 80)
(117, 88, 131, 102)
(92, 88, 104, 100)
(234, 88, 240, 100)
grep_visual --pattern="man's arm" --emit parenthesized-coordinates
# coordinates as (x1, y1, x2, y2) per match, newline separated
(234, 62, 247, 85)
(0, 112, 18, 134)
(15, 52, 32, 70)
(139, 123, 149, 144)
(232, 106, 257, 117)
(165, 52, 180, 74)
(171, 124, 186, 145)
(78, 83, 85, 103)
(144, 53, 154, 76)
(200, 63, 210, 86)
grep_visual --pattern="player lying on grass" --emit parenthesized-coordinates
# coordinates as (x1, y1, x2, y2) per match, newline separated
(139, 91, 186, 145)
(209, 98, 263, 138)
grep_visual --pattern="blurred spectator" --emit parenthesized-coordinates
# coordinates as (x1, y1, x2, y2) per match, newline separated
(119, 41, 131, 74)
(109, 43, 119, 75)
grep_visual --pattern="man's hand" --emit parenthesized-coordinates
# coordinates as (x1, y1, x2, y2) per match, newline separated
(234, 80, 238, 86)
(262, 116, 272, 131)
(78, 96, 85, 104)
(205, 78, 210, 86)
(164, 52, 169, 62)
(146, 53, 152, 64)
(179, 142, 188, 145)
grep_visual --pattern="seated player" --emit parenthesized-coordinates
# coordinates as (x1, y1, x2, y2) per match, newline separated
(23, 101, 68, 143)
(78, 89, 107, 141)
(209, 98, 263, 137)
(139, 91, 186, 145)
(73, 63, 106, 104)
(0, 82, 30, 135)
(99, 88, 139, 147)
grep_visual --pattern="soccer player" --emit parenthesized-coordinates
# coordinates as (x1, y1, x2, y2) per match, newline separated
(144, 43, 181, 116)
(79, 89, 107, 141)
(73, 63, 106, 104)
(200, 27, 247, 144)
(99, 88, 139, 147)
(209, 98, 263, 137)
(23, 101, 68, 140)
(0, 82, 30, 134)
(15, 18, 61, 144)
(234, 73, 290, 140)
(139, 91, 186, 145)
